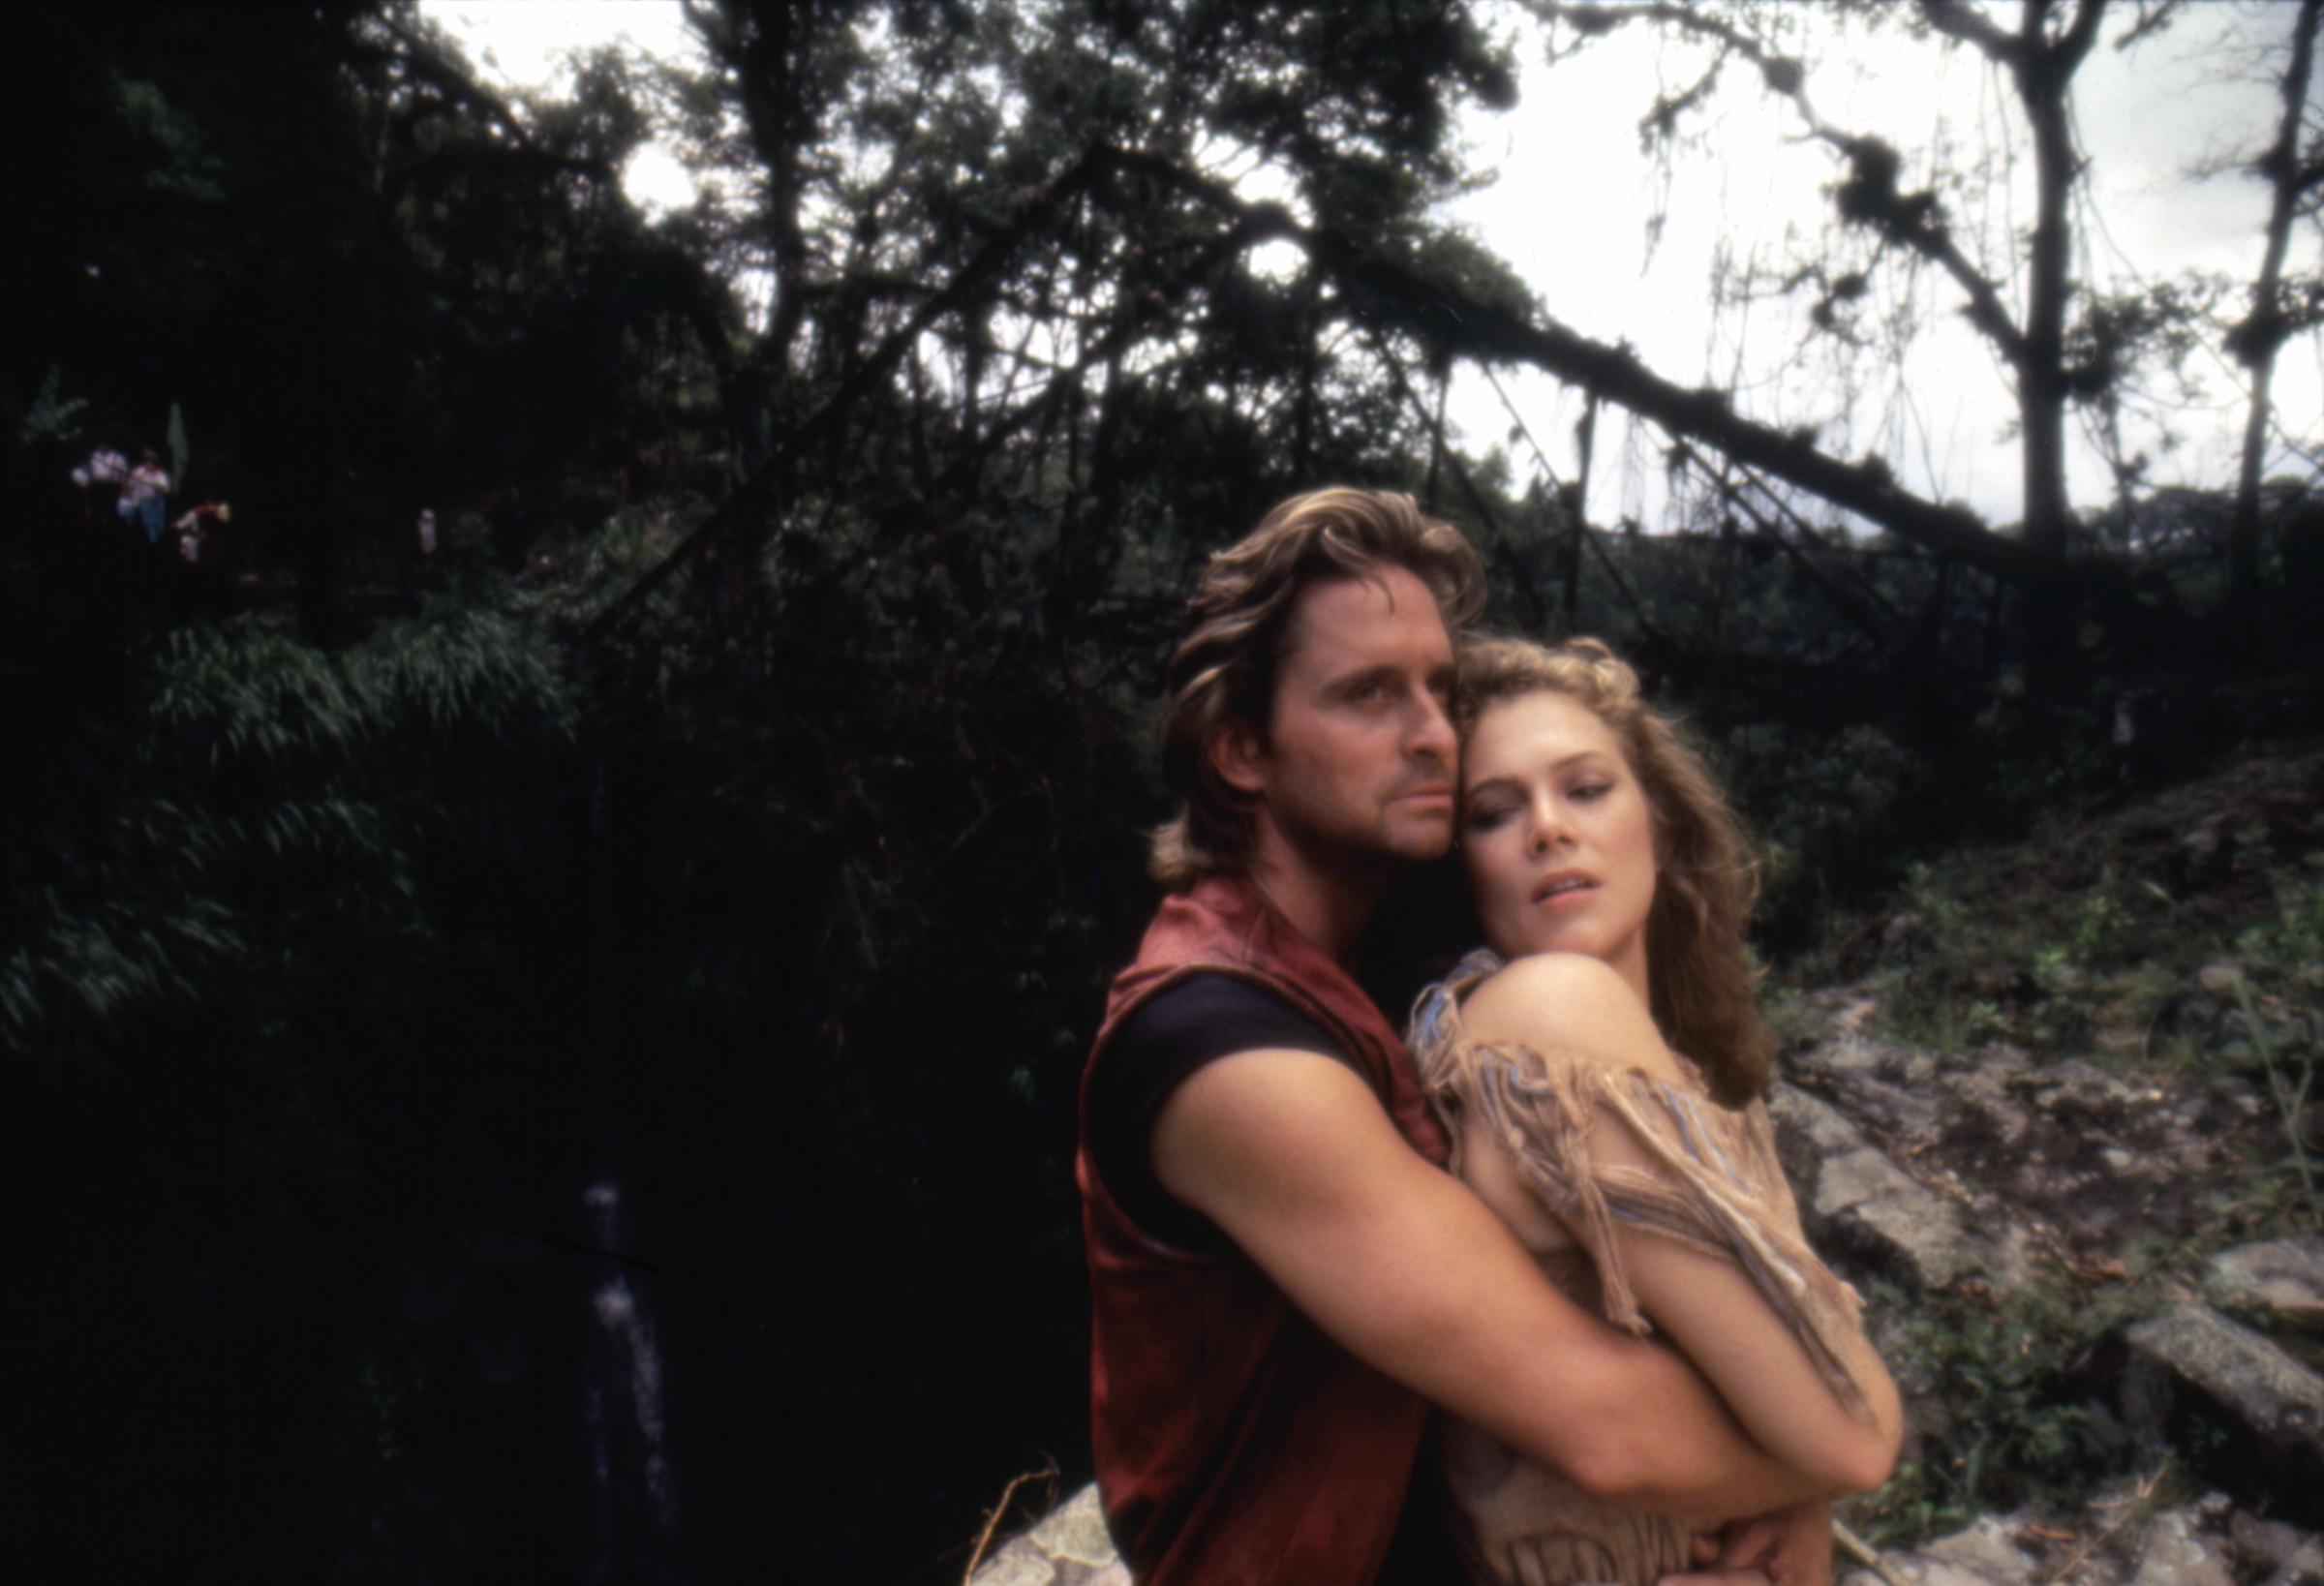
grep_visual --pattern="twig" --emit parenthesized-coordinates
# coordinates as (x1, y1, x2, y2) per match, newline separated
(2042, 1465, 2166, 1583)
(1834, 1517, 1911, 1586)
(960, 1463, 1059, 1584)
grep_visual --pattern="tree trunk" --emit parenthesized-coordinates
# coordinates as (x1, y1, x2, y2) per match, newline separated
(2019, 94, 2075, 561)
(2230, 0, 2324, 608)
(1565, 393, 1597, 628)
(2014, 16, 2084, 564)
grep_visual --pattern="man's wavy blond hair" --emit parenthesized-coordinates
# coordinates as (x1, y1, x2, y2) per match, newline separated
(1457, 636, 1773, 1105)
(1148, 488, 1485, 890)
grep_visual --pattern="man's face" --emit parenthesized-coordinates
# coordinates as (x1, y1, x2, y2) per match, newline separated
(1220, 565, 1459, 875)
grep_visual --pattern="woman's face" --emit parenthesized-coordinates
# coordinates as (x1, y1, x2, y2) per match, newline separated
(1460, 689, 1659, 1003)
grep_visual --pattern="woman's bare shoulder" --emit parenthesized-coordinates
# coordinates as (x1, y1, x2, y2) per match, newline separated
(1458, 953, 1688, 1087)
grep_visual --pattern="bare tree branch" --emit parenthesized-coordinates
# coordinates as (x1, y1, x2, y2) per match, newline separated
(2113, 0, 2187, 53)
(1094, 146, 2067, 589)
(2228, 0, 2324, 598)
(2055, 0, 2114, 71)
(585, 146, 1116, 639)
(1920, 0, 2023, 65)
(1533, 4, 2028, 365)
(1525, 3, 1807, 96)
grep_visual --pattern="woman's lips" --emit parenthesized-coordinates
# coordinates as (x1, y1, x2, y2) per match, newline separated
(1533, 874, 1599, 908)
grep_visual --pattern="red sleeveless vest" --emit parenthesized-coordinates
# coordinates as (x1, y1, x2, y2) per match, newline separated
(1076, 875, 1451, 1585)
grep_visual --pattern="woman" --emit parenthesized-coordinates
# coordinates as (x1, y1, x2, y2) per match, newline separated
(1408, 637, 1903, 1586)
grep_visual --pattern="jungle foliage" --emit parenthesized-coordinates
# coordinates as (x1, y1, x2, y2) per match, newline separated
(3, 2, 2321, 1581)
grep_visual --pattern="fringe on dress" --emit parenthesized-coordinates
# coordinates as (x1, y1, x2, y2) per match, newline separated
(1408, 948, 1876, 1422)
(1405, 950, 1881, 1586)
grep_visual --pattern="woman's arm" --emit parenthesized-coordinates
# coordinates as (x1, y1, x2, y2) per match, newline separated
(1460, 953, 1906, 1497)
(1151, 1046, 1842, 1518)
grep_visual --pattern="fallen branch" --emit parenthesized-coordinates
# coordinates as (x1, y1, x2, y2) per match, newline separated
(1092, 144, 2069, 592)
(1835, 1517, 1911, 1586)
(2042, 1465, 2168, 1583)
(960, 1461, 1060, 1584)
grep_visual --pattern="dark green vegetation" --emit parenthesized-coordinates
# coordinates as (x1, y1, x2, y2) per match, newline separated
(3, 2, 2320, 1580)
(1793, 741, 2324, 1087)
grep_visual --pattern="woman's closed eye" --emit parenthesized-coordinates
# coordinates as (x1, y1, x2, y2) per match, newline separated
(1465, 800, 1515, 832)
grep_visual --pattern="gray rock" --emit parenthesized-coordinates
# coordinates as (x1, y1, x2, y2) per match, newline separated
(2231, 1510, 2322, 1578)
(2014, 1057, 2143, 1118)
(1841, 1491, 2309, 1586)
(971, 1552, 1056, 1586)
(2121, 1304, 2324, 1525)
(1788, 1028, 1946, 1140)
(1769, 1083, 1986, 1291)
(2265, 1536, 2324, 1586)
(2182, 821, 2226, 876)
(1772, 1078, 1866, 1158)
(969, 1484, 1127, 1586)
(1777, 1000, 2282, 1267)
(1842, 1513, 2038, 1584)
(2196, 962, 2244, 996)
(1947, 1052, 2034, 1152)
(2128, 1506, 2236, 1586)
(1793, 1026, 1898, 1081)
(2208, 1236, 2324, 1334)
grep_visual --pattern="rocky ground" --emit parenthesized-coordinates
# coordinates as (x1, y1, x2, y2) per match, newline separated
(1770, 738, 2324, 1580)
(1768, 995, 2323, 1584)
(969, 742, 2324, 1586)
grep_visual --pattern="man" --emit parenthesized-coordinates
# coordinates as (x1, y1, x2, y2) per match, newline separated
(1076, 488, 1839, 1584)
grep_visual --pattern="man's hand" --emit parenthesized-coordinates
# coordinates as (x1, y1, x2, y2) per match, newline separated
(1661, 1498, 1833, 1586)
(1150, 1050, 1839, 1517)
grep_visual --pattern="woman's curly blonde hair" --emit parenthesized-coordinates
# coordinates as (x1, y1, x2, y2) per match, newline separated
(1458, 636, 1773, 1105)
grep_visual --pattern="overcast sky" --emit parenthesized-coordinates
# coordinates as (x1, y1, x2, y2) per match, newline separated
(421, 0, 2320, 535)
(1446, 3, 2316, 533)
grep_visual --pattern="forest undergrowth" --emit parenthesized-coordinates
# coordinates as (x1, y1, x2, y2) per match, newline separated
(1764, 739, 2324, 1550)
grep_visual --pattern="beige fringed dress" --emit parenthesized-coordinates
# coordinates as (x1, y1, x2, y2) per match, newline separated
(1407, 950, 1876, 1586)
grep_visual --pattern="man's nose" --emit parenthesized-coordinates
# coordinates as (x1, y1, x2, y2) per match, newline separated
(1408, 688, 1456, 765)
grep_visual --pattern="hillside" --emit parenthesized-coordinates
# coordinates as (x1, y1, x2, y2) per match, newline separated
(1765, 738, 2324, 1580)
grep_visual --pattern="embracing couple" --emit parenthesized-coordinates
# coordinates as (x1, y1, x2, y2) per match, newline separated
(1076, 489, 1904, 1585)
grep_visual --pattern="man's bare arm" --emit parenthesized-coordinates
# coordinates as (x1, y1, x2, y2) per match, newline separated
(1151, 1049, 1842, 1520)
